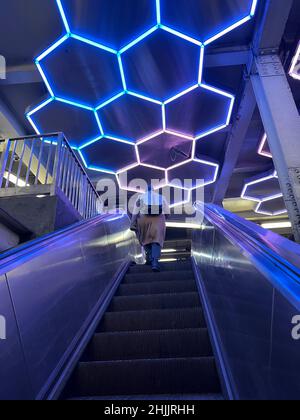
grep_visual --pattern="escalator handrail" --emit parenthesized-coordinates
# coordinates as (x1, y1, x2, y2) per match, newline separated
(0, 212, 130, 275)
(195, 203, 300, 309)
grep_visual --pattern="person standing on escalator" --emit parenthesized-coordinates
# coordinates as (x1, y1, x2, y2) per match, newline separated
(130, 185, 169, 272)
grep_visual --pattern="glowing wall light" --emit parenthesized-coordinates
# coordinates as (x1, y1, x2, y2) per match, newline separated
(289, 41, 300, 81)
(241, 170, 278, 203)
(255, 194, 288, 216)
(258, 133, 272, 159)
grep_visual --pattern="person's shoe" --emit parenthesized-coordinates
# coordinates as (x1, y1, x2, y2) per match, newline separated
(152, 260, 161, 272)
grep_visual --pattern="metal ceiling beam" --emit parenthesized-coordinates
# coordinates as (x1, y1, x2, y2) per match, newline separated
(0, 65, 41, 86)
(205, 47, 251, 68)
(212, 80, 256, 204)
(252, 0, 294, 54)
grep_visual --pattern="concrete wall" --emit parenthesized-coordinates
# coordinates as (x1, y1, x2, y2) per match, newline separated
(0, 223, 20, 252)
(0, 192, 83, 239)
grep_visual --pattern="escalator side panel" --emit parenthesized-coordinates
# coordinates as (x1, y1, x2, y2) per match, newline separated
(192, 221, 300, 400)
(0, 275, 33, 400)
(0, 214, 140, 400)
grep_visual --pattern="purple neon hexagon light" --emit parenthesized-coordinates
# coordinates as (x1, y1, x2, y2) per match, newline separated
(255, 194, 287, 217)
(241, 170, 281, 203)
(167, 157, 219, 191)
(117, 164, 167, 193)
(258, 133, 272, 159)
(137, 130, 194, 170)
(164, 84, 235, 140)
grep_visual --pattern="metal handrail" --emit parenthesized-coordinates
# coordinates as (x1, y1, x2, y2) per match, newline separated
(195, 202, 300, 310)
(0, 132, 100, 219)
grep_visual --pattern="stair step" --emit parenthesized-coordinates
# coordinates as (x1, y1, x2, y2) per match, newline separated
(98, 308, 205, 332)
(117, 280, 197, 296)
(87, 329, 212, 361)
(124, 270, 194, 284)
(109, 292, 200, 312)
(69, 394, 224, 401)
(71, 357, 221, 397)
(129, 261, 192, 274)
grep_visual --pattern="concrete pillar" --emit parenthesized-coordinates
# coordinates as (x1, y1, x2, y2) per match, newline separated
(251, 55, 300, 242)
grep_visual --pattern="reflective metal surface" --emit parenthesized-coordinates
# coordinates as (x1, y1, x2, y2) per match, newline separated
(192, 204, 300, 400)
(0, 213, 141, 400)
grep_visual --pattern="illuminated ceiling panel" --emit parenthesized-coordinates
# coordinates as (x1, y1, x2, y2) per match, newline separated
(26, 97, 101, 149)
(37, 35, 123, 108)
(27, 0, 258, 195)
(255, 195, 287, 217)
(160, 0, 258, 45)
(97, 92, 162, 143)
(137, 130, 193, 169)
(121, 28, 201, 102)
(60, 0, 157, 51)
(165, 84, 234, 139)
(79, 136, 137, 174)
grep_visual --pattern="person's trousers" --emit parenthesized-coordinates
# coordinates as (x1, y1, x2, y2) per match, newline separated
(144, 243, 161, 264)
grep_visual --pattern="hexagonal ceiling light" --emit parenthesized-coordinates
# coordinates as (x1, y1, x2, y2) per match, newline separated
(26, 0, 258, 202)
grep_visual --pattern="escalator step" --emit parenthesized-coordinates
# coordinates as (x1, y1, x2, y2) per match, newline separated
(129, 262, 192, 274)
(70, 357, 220, 397)
(109, 292, 200, 312)
(86, 328, 212, 361)
(72, 357, 220, 397)
(117, 280, 197, 296)
(98, 308, 205, 332)
(124, 270, 194, 284)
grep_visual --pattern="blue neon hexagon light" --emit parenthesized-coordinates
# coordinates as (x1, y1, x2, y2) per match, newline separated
(26, 0, 259, 191)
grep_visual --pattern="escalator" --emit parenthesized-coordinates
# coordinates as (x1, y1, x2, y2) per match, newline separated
(62, 260, 222, 400)
(0, 204, 300, 400)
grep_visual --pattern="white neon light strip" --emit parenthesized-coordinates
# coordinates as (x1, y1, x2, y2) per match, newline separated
(136, 130, 164, 145)
(70, 33, 118, 54)
(166, 222, 202, 229)
(119, 26, 158, 54)
(78, 136, 104, 150)
(56, 0, 71, 33)
(162, 249, 177, 253)
(27, 97, 54, 117)
(241, 171, 277, 202)
(156, 0, 161, 25)
(250, 0, 259, 16)
(94, 111, 104, 135)
(198, 46, 205, 84)
(96, 91, 126, 110)
(289, 42, 300, 81)
(200, 83, 235, 100)
(55, 97, 94, 111)
(261, 221, 291, 229)
(204, 15, 251, 46)
(159, 258, 178, 262)
(162, 104, 166, 130)
(117, 54, 127, 90)
(164, 84, 198, 105)
(127, 91, 162, 105)
(258, 133, 272, 158)
(160, 25, 202, 46)
(36, 34, 69, 62)
(35, 62, 54, 97)
(195, 124, 228, 140)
